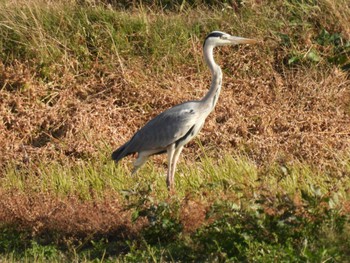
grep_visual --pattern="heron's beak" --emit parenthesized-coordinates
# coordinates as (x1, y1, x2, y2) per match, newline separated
(228, 36, 258, 45)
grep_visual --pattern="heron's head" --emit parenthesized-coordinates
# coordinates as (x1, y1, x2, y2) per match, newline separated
(203, 31, 257, 48)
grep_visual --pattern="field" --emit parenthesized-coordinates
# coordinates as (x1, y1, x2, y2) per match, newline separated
(0, 0, 350, 261)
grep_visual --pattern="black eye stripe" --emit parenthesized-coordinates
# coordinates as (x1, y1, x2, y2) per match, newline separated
(203, 32, 225, 46)
(205, 32, 224, 41)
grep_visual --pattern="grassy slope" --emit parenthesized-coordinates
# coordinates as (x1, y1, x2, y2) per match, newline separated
(0, 0, 350, 262)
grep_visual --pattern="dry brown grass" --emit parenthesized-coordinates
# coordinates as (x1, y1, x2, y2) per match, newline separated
(0, 189, 140, 242)
(0, 0, 349, 173)
(1, 45, 349, 171)
(0, 189, 212, 240)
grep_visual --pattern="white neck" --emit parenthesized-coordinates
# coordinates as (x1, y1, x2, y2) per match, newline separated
(201, 44, 223, 111)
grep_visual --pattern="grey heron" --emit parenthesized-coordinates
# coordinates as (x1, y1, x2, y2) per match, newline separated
(112, 31, 257, 190)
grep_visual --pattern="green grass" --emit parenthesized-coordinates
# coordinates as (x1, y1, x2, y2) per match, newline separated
(1, 151, 349, 261)
(1, 0, 349, 75)
(4, 151, 348, 200)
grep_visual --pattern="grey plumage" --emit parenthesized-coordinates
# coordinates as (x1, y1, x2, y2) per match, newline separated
(112, 31, 257, 190)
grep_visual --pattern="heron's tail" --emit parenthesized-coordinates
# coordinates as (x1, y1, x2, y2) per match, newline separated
(111, 142, 131, 163)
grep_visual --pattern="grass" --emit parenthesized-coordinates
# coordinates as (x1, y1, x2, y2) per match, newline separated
(1, 0, 349, 167)
(1, 151, 350, 261)
(4, 150, 348, 200)
(0, 0, 350, 261)
(2, 0, 348, 73)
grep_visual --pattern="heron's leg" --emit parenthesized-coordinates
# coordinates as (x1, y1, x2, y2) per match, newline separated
(132, 152, 149, 175)
(166, 144, 175, 190)
(169, 145, 184, 187)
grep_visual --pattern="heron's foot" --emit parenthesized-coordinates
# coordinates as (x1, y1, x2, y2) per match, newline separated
(168, 187, 176, 195)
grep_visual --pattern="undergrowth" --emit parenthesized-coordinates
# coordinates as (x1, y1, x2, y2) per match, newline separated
(1, 153, 350, 261)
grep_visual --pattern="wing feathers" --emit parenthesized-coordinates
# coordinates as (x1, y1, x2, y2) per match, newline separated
(112, 141, 132, 163)
(112, 101, 200, 157)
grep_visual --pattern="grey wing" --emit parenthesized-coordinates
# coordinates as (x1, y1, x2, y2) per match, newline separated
(125, 101, 200, 153)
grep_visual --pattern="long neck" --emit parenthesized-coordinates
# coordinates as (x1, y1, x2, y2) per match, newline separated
(201, 44, 223, 111)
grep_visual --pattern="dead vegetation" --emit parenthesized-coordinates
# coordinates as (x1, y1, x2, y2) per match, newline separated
(0, 1, 349, 171)
(1, 47, 349, 171)
(0, 189, 134, 238)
